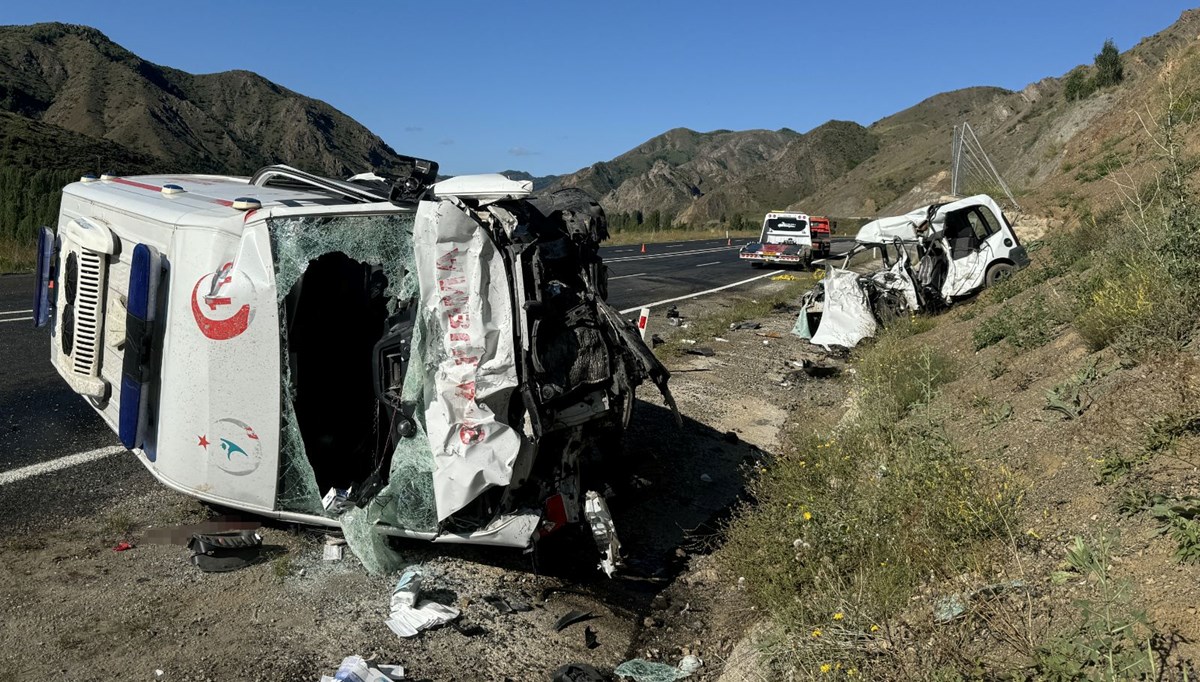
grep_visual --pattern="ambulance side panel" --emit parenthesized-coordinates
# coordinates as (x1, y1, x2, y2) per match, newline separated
(155, 221, 282, 512)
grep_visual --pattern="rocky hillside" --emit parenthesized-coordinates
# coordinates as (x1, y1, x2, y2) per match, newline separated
(550, 122, 878, 224)
(0, 22, 408, 177)
(553, 8, 1200, 227)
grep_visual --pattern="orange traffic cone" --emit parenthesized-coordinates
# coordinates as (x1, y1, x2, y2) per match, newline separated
(640, 243, 646, 253)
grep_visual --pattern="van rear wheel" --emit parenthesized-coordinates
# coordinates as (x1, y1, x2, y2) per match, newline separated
(985, 262, 1015, 287)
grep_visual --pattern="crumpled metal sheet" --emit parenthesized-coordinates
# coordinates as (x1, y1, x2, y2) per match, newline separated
(809, 267, 877, 349)
(870, 251, 920, 312)
(414, 198, 522, 522)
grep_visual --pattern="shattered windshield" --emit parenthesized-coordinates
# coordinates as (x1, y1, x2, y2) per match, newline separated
(767, 217, 808, 232)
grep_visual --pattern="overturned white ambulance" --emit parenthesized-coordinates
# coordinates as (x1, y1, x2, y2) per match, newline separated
(33, 161, 676, 570)
(794, 194, 1030, 348)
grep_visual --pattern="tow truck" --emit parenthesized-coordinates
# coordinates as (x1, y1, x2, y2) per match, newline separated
(738, 210, 832, 268)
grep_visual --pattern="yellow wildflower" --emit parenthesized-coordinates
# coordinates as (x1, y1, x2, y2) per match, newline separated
(811, 628, 822, 638)
(847, 668, 858, 677)
(869, 624, 880, 633)
(820, 663, 832, 674)
(832, 612, 844, 621)
(803, 511, 813, 521)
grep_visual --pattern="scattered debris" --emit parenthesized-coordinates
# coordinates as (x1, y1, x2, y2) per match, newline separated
(799, 358, 841, 379)
(323, 535, 347, 560)
(729, 321, 761, 331)
(651, 334, 665, 348)
(666, 306, 683, 326)
(112, 541, 135, 552)
(392, 568, 422, 608)
(755, 331, 782, 339)
(321, 655, 405, 681)
(187, 530, 263, 573)
(712, 337, 729, 343)
(553, 609, 597, 632)
(699, 473, 713, 483)
(933, 580, 1029, 623)
(771, 273, 800, 281)
(684, 347, 715, 357)
(678, 656, 703, 675)
(584, 625, 599, 649)
(386, 568, 460, 637)
(481, 595, 522, 614)
(321, 487, 353, 515)
(552, 664, 606, 682)
(585, 491, 623, 577)
(613, 658, 693, 681)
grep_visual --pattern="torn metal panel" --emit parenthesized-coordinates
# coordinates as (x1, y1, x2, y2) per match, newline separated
(869, 246, 920, 312)
(809, 268, 877, 349)
(853, 207, 927, 243)
(413, 198, 522, 522)
(584, 491, 622, 577)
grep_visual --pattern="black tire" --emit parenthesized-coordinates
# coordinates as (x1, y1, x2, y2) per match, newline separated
(750, 262, 764, 269)
(984, 262, 1015, 287)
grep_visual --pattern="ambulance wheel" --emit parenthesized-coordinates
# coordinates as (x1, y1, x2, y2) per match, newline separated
(750, 262, 764, 269)
(984, 262, 1015, 288)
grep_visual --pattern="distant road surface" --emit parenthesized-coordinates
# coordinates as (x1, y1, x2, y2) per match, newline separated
(0, 235, 854, 481)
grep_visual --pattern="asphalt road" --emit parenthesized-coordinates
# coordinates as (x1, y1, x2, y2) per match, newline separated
(0, 236, 853, 478)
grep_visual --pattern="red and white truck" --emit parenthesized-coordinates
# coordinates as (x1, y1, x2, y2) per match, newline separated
(738, 210, 832, 268)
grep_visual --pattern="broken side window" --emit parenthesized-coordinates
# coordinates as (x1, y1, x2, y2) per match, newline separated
(268, 212, 422, 516)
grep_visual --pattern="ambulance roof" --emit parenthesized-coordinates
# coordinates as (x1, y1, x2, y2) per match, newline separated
(62, 173, 386, 234)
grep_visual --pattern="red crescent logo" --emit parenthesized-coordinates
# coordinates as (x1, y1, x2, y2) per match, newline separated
(191, 274, 251, 340)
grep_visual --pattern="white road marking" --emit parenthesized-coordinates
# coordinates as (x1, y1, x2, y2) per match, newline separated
(0, 445, 127, 487)
(620, 271, 776, 314)
(0, 316, 33, 324)
(607, 246, 734, 263)
(0, 308, 33, 316)
(695, 261, 722, 267)
(609, 272, 646, 280)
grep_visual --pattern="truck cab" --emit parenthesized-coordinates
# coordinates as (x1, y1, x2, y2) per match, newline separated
(739, 211, 831, 268)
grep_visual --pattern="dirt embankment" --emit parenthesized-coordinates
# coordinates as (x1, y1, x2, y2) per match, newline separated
(0, 277, 815, 681)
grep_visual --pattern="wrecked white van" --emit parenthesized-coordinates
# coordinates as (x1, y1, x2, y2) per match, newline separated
(33, 161, 676, 570)
(794, 194, 1029, 348)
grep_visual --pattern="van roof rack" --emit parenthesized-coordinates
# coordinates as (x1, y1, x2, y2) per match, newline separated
(250, 165, 388, 204)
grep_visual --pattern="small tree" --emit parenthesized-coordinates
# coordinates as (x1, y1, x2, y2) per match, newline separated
(1093, 39, 1124, 88)
(1063, 67, 1093, 101)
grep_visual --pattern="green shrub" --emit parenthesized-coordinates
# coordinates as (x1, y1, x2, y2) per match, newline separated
(722, 327, 1011, 675)
(973, 295, 1055, 351)
(1063, 67, 1097, 101)
(1038, 535, 1153, 679)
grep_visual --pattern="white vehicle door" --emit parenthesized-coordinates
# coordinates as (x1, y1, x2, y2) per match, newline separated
(936, 198, 998, 298)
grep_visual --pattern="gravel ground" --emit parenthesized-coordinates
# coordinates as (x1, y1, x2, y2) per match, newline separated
(0, 275, 825, 681)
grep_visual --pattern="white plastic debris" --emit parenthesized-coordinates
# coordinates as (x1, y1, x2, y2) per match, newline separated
(584, 490, 623, 577)
(323, 544, 344, 561)
(321, 488, 352, 515)
(384, 568, 459, 638)
(391, 568, 422, 609)
(385, 602, 461, 638)
(679, 655, 704, 675)
(322, 655, 404, 681)
(699, 473, 713, 483)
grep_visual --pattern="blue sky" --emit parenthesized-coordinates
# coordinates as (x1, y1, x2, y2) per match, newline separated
(1, 1, 1194, 175)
